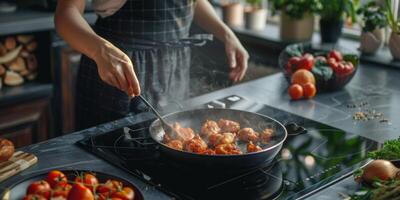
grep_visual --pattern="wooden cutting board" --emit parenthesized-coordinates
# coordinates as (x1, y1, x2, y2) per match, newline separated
(0, 151, 37, 183)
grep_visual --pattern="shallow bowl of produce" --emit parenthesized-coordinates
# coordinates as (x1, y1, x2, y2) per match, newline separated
(279, 42, 360, 92)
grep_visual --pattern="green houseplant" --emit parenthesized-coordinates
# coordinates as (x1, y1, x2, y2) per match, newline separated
(318, 0, 359, 43)
(271, 0, 322, 42)
(385, 0, 400, 60)
(357, 1, 387, 54)
(244, 0, 267, 30)
(221, 0, 244, 27)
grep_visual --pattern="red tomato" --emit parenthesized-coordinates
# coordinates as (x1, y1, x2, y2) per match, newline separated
(343, 62, 354, 75)
(328, 50, 343, 62)
(303, 83, 317, 98)
(111, 187, 135, 200)
(96, 180, 123, 195)
(96, 193, 123, 200)
(286, 56, 301, 73)
(52, 183, 72, 198)
(74, 173, 98, 192)
(46, 170, 67, 188)
(22, 194, 47, 200)
(67, 183, 94, 200)
(27, 180, 51, 199)
(297, 54, 314, 71)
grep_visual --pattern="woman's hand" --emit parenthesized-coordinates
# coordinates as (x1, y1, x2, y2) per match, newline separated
(93, 40, 141, 97)
(224, 33, 249, 82)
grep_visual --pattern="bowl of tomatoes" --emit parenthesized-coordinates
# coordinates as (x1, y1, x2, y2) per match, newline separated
(1, 170, 143, 200)
(279, 43, 359, 92)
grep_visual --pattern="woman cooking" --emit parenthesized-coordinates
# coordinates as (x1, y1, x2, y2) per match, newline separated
(55, 0, 249, 130)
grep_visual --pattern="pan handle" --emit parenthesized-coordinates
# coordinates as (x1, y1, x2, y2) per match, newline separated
(284, 122, 307, 136)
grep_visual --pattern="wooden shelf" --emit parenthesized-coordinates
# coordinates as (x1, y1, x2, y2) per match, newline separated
(0, 82, 53, 107)
(0, 9, 97, 36)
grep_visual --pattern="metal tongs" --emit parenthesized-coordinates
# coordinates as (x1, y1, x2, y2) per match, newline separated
(138, 95, 175, 135)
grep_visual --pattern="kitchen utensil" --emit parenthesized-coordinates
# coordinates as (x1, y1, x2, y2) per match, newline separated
(0, 151, 37, 183)
(146, 108, 303, 169)
(0, 170, 144, 200)
(138, 95, 175, 136)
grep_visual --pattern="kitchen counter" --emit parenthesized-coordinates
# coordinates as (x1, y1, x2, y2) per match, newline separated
(1, 61, 399, 199)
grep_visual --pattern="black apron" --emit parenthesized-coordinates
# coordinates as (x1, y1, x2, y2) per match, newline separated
(75, 0, 211, 130)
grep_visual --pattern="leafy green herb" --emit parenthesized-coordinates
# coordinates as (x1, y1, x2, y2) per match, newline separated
(368, 138, 400, 160)
(357, 1, 387, 32)
(385, 0, 400, 33)
(312, 64, 334, 82)
(317, 0, 359, 22)
(270, 0, 322, 19)
(346, 179, 400, 200)
(246, 0, 263, 8)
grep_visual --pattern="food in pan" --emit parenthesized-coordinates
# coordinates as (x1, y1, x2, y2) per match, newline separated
(162, 118, 274, 155)
(238, 128, 259, 143)
(22, 170, 135, 200)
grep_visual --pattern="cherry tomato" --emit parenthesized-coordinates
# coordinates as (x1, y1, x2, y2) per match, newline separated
(111, 187, 135, 200)
(328, 50, 343, 62)
(67, 183, 94, 200)
(22, 194, 46, 200)
(74, 173, 98, 192)
(27, 180, 51, 199)
(52, 183, 72, 198)
(46, 170, 67, 188)
(297, 53, 314, 71)
(343, 62, 354, 75)
(286, 56, 301, 73)
(327, 58, 338, 70)
(303, 83, 317, 98)
(288, 84, 304, 100)
(96, 180, 123, 195)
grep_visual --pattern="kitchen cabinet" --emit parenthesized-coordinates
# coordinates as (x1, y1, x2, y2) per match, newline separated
(0, 95, 51, 148)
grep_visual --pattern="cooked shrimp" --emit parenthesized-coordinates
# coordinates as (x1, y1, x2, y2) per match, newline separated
(163, 133, 172, 143)
(218, 119, 240, 133)
(200, 149, 216, 155)
(260, 128, 274, 144)
(238, 128, 259, 142)
(208, 132, 235, 147)
(166, 140, 183, 150)
(170, 122, 195, 142)
(247, 141, 262, 153)
(215, 143, 242, 155)
(201, 120, 221, 137)
(184, 135, 208, 153)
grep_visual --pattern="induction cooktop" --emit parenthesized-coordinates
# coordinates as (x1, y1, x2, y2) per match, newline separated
(78, 95, 378, 200)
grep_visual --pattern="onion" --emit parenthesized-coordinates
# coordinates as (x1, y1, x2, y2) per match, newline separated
(362, 159, 400, 183)
(0, 139, 14, 162)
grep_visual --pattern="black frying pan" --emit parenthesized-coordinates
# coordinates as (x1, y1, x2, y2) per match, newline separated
(149, 108, 290, 169)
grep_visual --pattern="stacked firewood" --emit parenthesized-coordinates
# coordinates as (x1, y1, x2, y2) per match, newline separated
(0, 35, 38, 89)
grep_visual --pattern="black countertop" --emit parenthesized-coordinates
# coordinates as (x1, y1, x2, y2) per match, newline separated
(0, 61, 398, 199)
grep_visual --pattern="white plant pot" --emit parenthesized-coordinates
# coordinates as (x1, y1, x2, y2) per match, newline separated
(244, 8, 267, 30)
(389, 32, 400, 60)
(359, 28, 384, 54)
(222, 3, 244, 27)
(280, 12, 314, 42)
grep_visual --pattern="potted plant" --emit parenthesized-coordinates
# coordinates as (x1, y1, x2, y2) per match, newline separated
(271, 0, 322, 42)
(318, 0, 358, 44)
(385, 0, 400, 60)
(244, 0, 267, 30)
(221, 0, 244, 27)
(357, 1, 387, 54)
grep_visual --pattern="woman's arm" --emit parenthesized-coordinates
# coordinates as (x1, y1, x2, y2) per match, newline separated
(54, 0, 140, 96)
(193, 0, 249, 82)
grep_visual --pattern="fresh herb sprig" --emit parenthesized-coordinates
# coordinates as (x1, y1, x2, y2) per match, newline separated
(345, 179, 400, 200)
(368, 138, 400, 160)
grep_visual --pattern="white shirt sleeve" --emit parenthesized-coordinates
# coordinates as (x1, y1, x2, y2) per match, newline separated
(92, 0, 127, 18)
